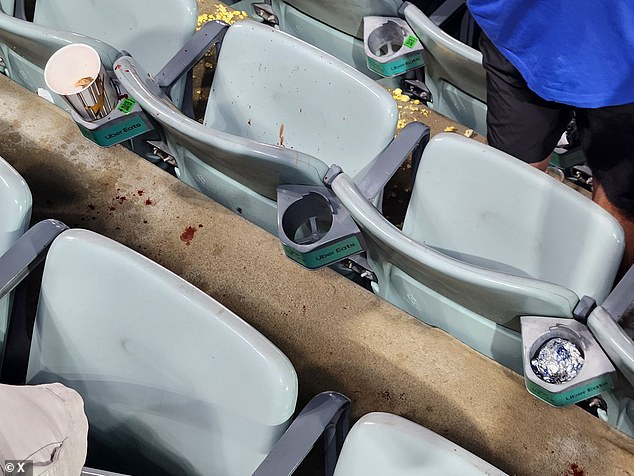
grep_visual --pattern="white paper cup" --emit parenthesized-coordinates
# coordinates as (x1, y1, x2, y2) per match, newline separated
(44, 43, 118, 121)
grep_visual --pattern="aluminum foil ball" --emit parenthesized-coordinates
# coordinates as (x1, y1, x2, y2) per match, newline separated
(531, 337, 584, 384)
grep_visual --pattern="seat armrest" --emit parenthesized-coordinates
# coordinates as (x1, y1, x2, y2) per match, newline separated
(427, 0, 466, 27)
(155, 20, 229, 89)
(350, 121, 430, 201)
(587, 264, 634, 387)
(602, 264, 634, 323)
(253, 391, 350, 476)
(13, 0, 26, 19)
(0, 219, 68, 301)
(588, 307, 634, 388)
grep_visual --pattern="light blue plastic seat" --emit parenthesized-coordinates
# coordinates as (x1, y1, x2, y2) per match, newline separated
(0, 156, 31, 369)
(334, 412, 506, 476)
(229, 0, 403, 81)
(0, 0, 197, 110)
(114, 20, 398, 235)
(254, 408, 506, 475)
(0, 0, 12, 16)
(227, 0, 486, 132)
(1, 227, 356, 475)
(330, 133, 623, 374)
(401, 1, 487, 134)
(33, 0, 197, 77)
(19, 229, 298, 475)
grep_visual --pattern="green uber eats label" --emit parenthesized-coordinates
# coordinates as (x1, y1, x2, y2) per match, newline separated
(403, 35, 419, 48)
(525, 374, 614, 407)
(367, 53, 424, 78)
(78, 113, 150, 148)
(283, 236, 363, 269)
(117, 97, 137, 114)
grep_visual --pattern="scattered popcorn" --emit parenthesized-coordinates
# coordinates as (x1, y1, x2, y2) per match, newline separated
(464, 128, 474, 138)
(386, 88, 432, 127)
(197, 5, 249, 30)
(444, 126, 457, 132)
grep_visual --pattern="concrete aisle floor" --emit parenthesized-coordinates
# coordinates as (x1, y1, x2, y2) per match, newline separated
(0, 73, 632, 475)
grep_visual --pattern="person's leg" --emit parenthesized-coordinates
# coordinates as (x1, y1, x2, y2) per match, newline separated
(577, 104, 634, 279)
(480, 34, 571, 170)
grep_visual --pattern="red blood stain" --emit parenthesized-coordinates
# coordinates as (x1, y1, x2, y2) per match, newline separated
(114, 64, 121, 70)
(145, 198, 153, 205)
(114, 195, 127, 204)
(87, 204, 96, 210)
(566, 463, 585, 476)
(180, 226, 197, 245)
(137, 190, 144, 196)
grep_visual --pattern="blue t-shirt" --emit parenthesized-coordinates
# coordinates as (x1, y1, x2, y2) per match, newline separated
(467, 0, 634, 108)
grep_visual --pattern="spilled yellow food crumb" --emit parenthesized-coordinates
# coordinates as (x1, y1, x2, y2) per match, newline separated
(444, 126, 457, 132)
(464, 128, 474, 138)
(388, 88, 431, 130)
(197, 5, 248, 29)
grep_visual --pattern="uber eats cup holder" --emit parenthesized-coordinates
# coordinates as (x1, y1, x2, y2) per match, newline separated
(44, 43, 153, 147)
(276, 122, 431, 270)
(520, 262, 634, 408)
(277, 186, 365, 270)
(520, 317, 616, 407)
(363, 17, 424, 78)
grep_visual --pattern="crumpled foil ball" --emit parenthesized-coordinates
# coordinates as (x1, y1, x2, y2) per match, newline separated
(531, 337, 584, 384)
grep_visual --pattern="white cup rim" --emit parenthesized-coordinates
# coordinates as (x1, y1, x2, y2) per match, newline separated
(44, 43, 103, 96)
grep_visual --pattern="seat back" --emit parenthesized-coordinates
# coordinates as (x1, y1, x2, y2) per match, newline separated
(26, 229, 298, 476)
(330, 134, 622, 372)
(402, 2, 487, 134)
(114, 22, 396, 234)
(334, 412, 506, 475)
(0, 1, 195, 111)
(228, 0, 401, 78)
(0, 156, 31, 365)
(34, 0, 197, 75)
(275, 0, 401, 39)
(0, 0, 13, 15)
(205, 21, 397, 179)
(115, 54, 330, 234)
(0, 10, 120, 109)
(406, 134, 623, 306)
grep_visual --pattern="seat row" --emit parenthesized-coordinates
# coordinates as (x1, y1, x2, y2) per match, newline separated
(0, 0, 632, 436)
(0, 156, 507, 475)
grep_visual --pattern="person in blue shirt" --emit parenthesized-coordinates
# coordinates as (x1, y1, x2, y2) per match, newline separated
(467, 0, 634, 277)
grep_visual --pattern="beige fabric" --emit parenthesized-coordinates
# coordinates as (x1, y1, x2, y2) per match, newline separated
(0, 383, 88, 475)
